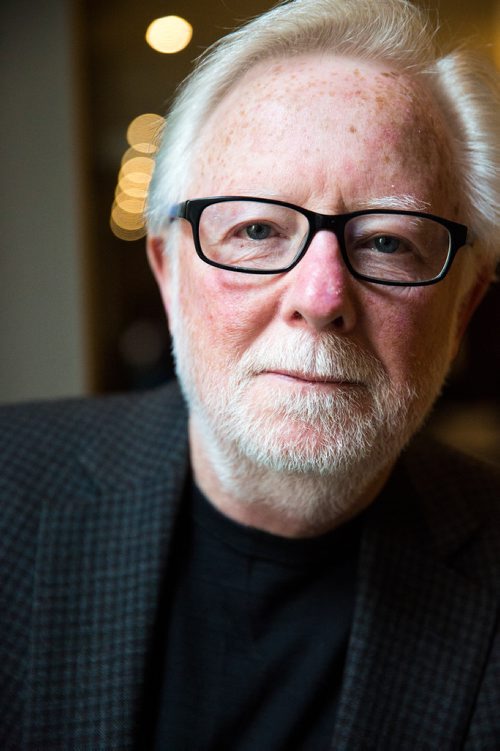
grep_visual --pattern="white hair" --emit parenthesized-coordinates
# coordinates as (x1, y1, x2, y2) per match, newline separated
(146, 0, 500, 266)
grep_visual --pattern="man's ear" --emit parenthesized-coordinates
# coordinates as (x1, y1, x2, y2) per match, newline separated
(452, 264, 492, 358)
(147, 234, 172, 316)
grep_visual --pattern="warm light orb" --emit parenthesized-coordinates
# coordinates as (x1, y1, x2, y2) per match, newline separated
(114, 193, 147, 213)
(111, 202, 146, 231)
(119, 156, 155, 191)
(110, 217, 147, 242)
(127, 113, 163, 152)
(110, 113, 166, 241)
(146, 16, 193, 54)
(115, 182, 148, 200)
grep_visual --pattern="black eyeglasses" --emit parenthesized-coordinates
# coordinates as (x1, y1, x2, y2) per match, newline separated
(169, 196, 470, 287)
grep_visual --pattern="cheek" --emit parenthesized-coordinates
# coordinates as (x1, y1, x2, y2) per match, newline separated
(177, 259, 280, 358)
(361, 287, 458, 382)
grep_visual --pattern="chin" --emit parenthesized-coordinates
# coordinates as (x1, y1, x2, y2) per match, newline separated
(224, 405, 388, 478)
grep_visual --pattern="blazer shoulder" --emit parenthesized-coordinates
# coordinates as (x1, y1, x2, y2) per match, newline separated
(0, 382, 187, 749)
(0, 380, 187, 501)
(402, 436, 500, 576)
(404, 436, 500, 509)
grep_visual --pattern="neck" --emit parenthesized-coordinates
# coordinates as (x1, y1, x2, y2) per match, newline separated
(188, 415, 392, 539)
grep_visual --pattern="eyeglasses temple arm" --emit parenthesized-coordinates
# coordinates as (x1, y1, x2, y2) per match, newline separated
(168, 202, 187, 222)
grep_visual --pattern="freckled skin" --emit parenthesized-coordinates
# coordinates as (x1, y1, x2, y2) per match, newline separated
(149, 55, 481, 534)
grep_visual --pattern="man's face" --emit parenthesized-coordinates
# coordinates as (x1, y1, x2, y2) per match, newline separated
(150, 55, 477, 512)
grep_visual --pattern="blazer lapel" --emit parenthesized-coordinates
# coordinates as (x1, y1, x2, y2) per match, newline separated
(332, 453, 499, 751)
(26, 386, 189, 749)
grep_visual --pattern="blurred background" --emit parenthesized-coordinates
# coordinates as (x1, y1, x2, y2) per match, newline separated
(1, 0, 499, 464)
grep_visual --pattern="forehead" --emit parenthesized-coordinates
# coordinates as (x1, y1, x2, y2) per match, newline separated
(189, 55, 457, 216)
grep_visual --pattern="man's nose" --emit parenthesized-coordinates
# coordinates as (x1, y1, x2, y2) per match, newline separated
(281, 230, 358, 333)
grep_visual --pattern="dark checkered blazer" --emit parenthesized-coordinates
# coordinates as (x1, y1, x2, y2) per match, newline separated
(1, 380, 500, 750)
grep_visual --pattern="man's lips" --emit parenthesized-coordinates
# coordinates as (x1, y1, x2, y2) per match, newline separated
(261, 369, 361, 385)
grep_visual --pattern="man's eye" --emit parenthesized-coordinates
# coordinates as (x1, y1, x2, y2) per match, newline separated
(242, 222, 274, 241)
(371, 235, 401, 254)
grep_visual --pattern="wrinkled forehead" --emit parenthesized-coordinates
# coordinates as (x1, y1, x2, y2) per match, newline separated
(188, 54, 458, 215)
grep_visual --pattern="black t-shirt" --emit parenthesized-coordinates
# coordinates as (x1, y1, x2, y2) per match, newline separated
(152, 484, 363, 750)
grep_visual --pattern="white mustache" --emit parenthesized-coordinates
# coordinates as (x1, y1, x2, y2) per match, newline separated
(237, 331, 386, 385)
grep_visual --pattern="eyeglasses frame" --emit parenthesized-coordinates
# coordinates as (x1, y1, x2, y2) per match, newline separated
(168, 195, 470, 287)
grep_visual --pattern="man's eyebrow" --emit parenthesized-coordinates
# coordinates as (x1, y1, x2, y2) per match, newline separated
(354, 195, 431, 212)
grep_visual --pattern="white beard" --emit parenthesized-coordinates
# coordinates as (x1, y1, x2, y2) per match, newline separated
(169, 285, 450, 528)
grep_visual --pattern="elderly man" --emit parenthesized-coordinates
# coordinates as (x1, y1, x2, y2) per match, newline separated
(1, 0, 499, 749)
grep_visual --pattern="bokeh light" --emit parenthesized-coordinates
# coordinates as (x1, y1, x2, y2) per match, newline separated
(145, 16, 193, 54)
(127, 113, 164, 152)
(110, 113, 164, 241)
